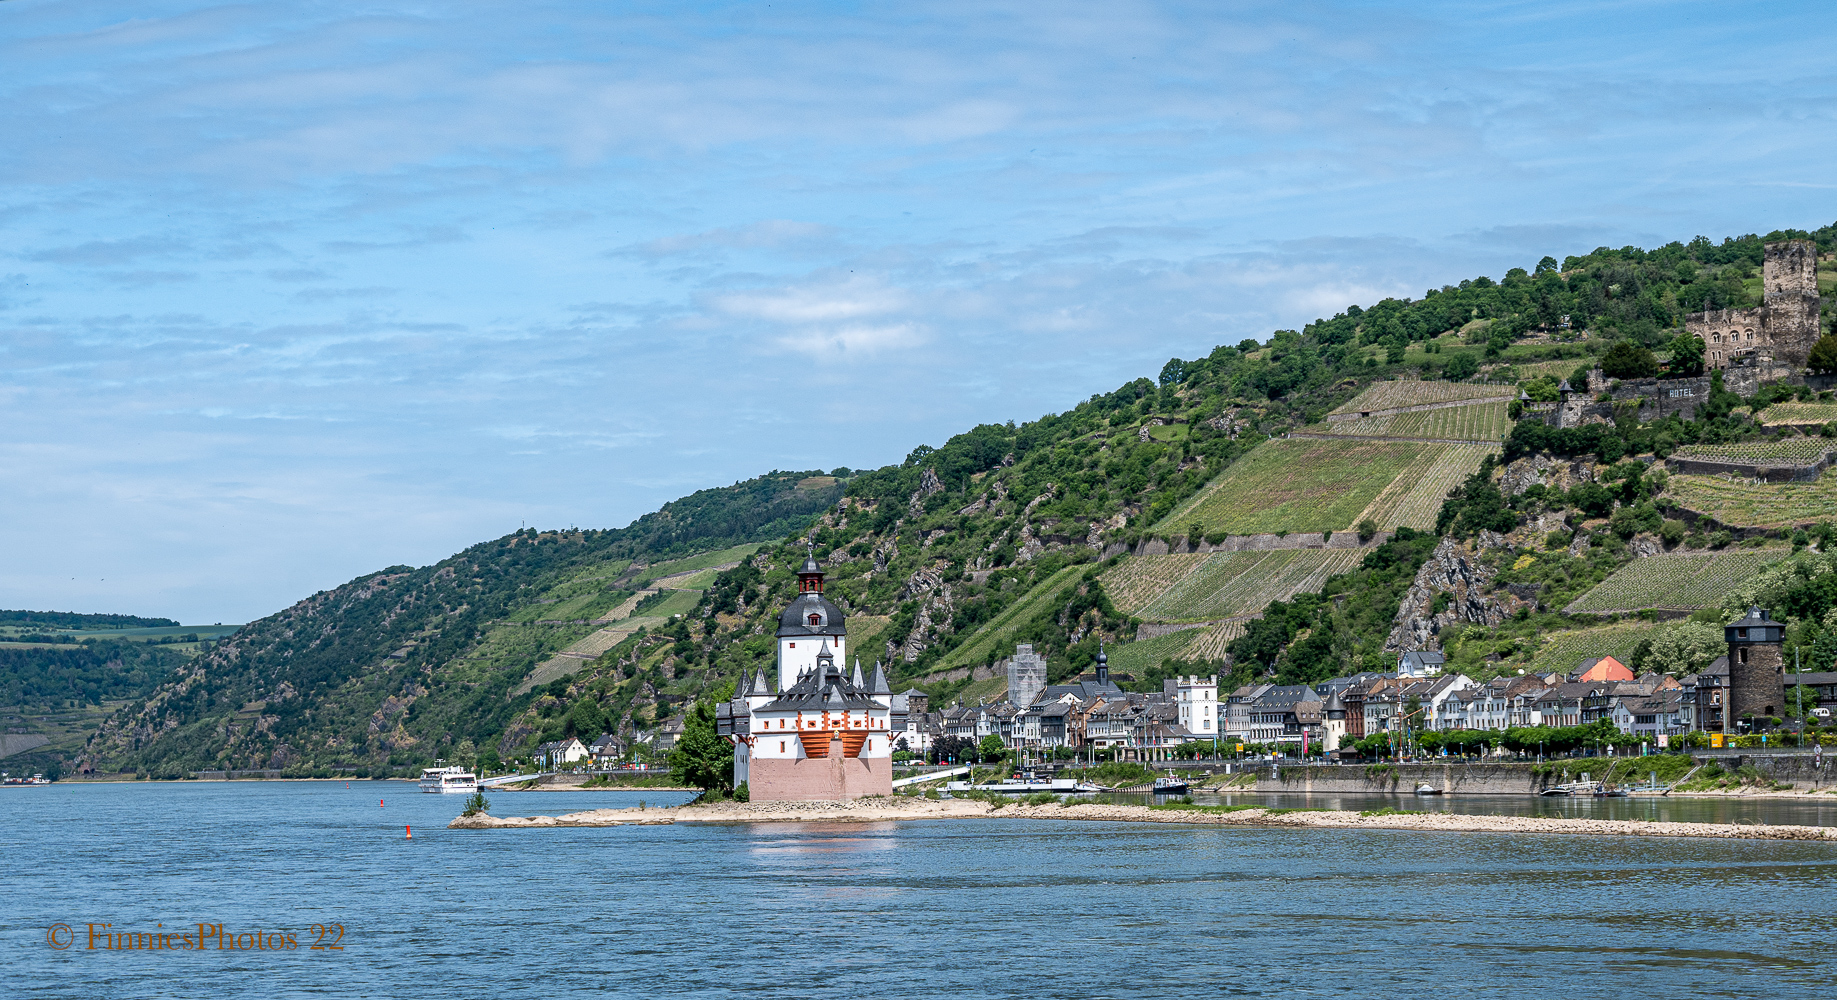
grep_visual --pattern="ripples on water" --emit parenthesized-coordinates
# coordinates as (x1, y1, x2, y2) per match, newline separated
(9, 782, 1837, 998)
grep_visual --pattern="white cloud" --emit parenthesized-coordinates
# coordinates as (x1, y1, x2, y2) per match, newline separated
(774, 322, 928, 357)
(716, 278, 908, 325)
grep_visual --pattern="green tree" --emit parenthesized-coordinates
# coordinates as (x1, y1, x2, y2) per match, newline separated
(1666, 332, 1705, 376)
(1600, 340, 1659, 379)
(977, 734, 1006, 762)
(1789, 684, 1817, 718)
(1443, 352, 1480, 381)
(1808, 333, 1837, 375)
(667, 699, 734, 792)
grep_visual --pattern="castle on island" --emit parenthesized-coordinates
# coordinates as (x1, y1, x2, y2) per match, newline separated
(715, 551, 894, 800)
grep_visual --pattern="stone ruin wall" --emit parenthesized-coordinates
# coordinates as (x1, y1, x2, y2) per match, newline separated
(1550, 357, 1795, 430)
(1684, 239, 1822, 370)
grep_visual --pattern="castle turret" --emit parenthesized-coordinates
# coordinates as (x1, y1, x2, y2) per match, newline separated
(775, 548, 847, 691)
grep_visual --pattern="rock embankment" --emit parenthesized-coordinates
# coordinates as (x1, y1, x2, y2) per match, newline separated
(449, 799, 1837, 842)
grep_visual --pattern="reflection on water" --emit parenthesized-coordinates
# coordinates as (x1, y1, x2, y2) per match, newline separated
(1174, 789, 1837, 826)
(7, 781, 1837, 999)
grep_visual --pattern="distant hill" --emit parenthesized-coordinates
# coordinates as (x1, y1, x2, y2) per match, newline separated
(0, 610, 180, 629)
(90, 220, 1837, 776)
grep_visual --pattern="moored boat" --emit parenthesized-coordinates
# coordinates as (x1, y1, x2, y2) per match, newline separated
(1414, 783, 1442, 795)
(418, 766, 479, 794)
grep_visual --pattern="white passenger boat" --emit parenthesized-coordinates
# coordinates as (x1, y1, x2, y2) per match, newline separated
(418, 766, 479, 794)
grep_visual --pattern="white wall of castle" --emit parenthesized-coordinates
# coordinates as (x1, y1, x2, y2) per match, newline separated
(749, 705, 893, 759)
(777, 634, 846, 691)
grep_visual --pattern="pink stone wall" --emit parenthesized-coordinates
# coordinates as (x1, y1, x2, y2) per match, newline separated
(750, 755, 891, 801)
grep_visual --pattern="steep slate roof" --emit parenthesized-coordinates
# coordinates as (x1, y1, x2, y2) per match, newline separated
(1040, 673, 1125, 703)
(1251, 684, 1319, 712)
(1400, 651, 1446, 670)
(756, 641, 880, 713)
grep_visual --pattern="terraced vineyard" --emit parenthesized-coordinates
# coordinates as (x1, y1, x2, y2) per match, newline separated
(1351, 441, 1502, 532)
(1670, 438, 1835, 465)
(843, 615, 892, 667)
(1665, 469, 1837, 528)
(632, 541, 765, 588)
(1760, 402, 1837, 426)
(1565, 550, 1785, 613)
(1328, 380, 1516, 416)
(1529, 624, 1660, 675)
(1130, 549, 1365, 622)
(1311, 401, 1510, 441)
(1161, 438, 1429, 535)
(1182, 620, 1247, 659)
(938, 566, 1086, 669)
(1510, 359, 1582, 381)
(1101, 553, 1208, 614)
(1108, 620, 1248, 675)
(1107, 629, 1204, 676)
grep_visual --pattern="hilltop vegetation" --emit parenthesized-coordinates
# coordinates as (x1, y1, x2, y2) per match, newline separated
(85, 220, 1837, 776)
(0, 641, 186, 711)
(0, 609, 180, 630)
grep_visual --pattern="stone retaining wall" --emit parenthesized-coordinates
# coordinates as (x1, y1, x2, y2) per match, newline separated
(1698, 752, 1837, 787)
(1666, 450, 1837, 483)
(1267, 761, 1557, 795)
(1325, 396, 1510, 423)
(1132, 531, 1389, 557)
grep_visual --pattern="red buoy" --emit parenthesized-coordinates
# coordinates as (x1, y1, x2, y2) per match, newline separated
(406, 825, 412, 839)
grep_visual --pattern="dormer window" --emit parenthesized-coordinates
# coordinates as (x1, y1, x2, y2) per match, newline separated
(808, 613, 822, 626)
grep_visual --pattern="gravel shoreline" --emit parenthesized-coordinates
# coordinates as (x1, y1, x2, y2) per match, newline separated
(448, 798, 1837, 841)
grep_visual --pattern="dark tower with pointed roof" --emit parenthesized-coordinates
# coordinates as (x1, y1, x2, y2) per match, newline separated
(1725, 606, 1787, 730)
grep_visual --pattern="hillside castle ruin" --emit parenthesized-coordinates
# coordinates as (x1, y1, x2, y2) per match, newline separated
(1686, 240, 1821, 369)
(1542, 239, 1824, 429)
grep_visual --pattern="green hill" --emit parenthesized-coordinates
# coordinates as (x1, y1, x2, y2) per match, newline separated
(87, 219, 1837, 776)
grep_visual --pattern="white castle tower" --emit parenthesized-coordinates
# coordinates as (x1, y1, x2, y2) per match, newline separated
(717, 549, 893, 800)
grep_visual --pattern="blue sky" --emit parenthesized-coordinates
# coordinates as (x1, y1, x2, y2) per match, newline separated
(3, 1, 1835, 624)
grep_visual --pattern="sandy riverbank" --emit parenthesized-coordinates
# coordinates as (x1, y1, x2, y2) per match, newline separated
(449, 798, 1837, 841)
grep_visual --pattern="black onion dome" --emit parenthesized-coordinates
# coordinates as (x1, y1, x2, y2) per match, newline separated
(776, 591, 847, 637)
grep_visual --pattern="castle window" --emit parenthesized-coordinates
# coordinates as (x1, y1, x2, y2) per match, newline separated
(1739, 648, 1748, 663)
(779, 741, 785, 752)
(808, 613, 821, 626)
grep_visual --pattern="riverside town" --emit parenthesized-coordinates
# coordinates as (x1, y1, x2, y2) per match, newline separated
(11, 5, 1837, 998)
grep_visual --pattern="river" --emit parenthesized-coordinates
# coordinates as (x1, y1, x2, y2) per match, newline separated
(9, 781, 1836, 998)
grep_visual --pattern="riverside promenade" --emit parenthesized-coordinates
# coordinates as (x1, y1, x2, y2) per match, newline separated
(448, 798, 1837, 841)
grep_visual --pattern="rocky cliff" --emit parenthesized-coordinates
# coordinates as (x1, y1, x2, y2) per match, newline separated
(1385, 537, 1532, 653)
